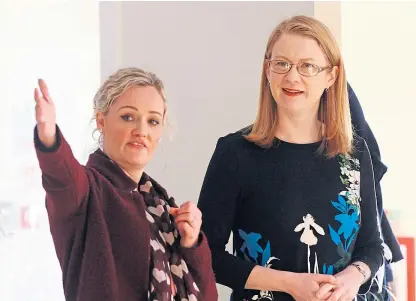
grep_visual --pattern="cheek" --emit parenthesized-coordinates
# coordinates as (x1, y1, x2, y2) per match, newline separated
(147, 127, 163, 152)
(106, 123, 135, 146)
(269, 75, 283, 98)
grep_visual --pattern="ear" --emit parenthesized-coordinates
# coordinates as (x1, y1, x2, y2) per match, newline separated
(265, 60, 271, 84)
(96, 112, 105, 133)
(327, 66, 339, 88)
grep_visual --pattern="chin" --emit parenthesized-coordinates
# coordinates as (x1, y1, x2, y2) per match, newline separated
(128, 157, 147, 168)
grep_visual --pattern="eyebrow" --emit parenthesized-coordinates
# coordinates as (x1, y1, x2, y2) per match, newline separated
(117, 106, 163, 117)
(272, 55, 316, 62)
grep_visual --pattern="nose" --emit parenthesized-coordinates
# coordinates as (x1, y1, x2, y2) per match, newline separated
(132, 120, 148, 137)
(284, 64, 302, 83)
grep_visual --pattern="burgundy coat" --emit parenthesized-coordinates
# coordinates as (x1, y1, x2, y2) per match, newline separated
(34, 126, 218, 301)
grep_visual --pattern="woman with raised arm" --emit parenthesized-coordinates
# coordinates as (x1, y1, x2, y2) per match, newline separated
(33, 68, 217, 301)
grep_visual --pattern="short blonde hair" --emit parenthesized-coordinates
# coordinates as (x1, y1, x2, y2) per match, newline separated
(92, 67, 167, 144)
(246, 15, 352, 157)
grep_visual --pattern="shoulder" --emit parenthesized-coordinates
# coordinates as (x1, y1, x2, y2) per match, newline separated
(346, 136, 372, 170)
(215, 124, 257, 152)
(352, 135, 370, 158)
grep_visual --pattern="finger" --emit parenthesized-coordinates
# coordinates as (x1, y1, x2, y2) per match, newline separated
(38, 78, 52, 103)
(316, 283, 336, 299)
(316, 274, 339, 285)
(175, 213, 200, 229)
(176, 221, 197, 237)
(178, 202, 201, 219)
(326, 287, 344, 301)
(178, 201, 194, 213)
(168, 207, 179, 217)
(34, 88, 46, 105)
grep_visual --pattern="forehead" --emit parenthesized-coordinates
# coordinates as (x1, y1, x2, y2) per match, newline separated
(112, 85, 165, 112)
(271, 33, 328, 64)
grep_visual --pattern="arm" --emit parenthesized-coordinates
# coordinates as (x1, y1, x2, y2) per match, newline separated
(34, 125, 90, 220)
(197, 137, 257, 293)
(351, 139, 384, 294)
(348, 83, 403, 262)
(197, 137, 336, 298)
(179, 233, 218, 300)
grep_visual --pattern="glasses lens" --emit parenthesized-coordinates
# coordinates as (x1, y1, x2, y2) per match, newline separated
(271, 60, 290, 73)
(298, 63, 319, 77)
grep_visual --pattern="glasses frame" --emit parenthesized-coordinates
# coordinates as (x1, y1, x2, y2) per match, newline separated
(267, 59, 333, 77)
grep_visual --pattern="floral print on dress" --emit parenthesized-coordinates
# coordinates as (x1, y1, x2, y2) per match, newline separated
(238, 230, 279, 300)
(322, 153, 361, 274)
(339, 154, 361, 212)
(294, 214, 325, 274)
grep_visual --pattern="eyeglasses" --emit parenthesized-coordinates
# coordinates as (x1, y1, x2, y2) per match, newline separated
(267, 60, 333, 77)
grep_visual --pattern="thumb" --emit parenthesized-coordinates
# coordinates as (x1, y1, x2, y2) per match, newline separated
(168, 207, 179, 216)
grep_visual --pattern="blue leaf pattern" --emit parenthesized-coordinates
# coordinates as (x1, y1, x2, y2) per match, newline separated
(262, 241, 271, 266)
(337, 195, 347, 209)
(328, 224, 341, 246)
(238, 230, 263, 261)
(323, 154, 362, 275)
(335, 210, 359, 240)
(331, 201, 346, 213)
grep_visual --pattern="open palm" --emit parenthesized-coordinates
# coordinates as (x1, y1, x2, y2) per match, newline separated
(34, 79, 57, 148)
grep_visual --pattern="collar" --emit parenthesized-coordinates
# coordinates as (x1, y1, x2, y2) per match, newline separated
(86, 148, 139, 191)
(86, 148, 169, 198)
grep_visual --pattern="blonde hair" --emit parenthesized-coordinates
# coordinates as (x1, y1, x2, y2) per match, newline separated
(246, 15, 352, 157)
(92, 67, 168, 145)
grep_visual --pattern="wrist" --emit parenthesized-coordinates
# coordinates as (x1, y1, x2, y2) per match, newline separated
(348, 263, 368, 284)
(275, 270, 295, 294)
(180, 232, 201, 249)
(245, 266, 293, 293)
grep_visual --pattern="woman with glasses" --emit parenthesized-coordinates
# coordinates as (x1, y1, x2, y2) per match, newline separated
(198, 16, 386, 301)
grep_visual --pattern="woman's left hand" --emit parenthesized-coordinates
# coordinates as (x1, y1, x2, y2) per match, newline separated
(169, 201, 202, 248)
(316, 266, 364, 301)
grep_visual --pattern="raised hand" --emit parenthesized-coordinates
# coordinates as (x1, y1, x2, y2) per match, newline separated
(169, 201, 202, 248)
(34, 79, 57, 148)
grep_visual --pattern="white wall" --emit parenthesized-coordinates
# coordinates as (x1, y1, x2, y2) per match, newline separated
(341, 4, 416, 300)
(100, 2, 314, 299)
(0, 1, 100, 300)
(100, 0, 313, 208)
(341, 2, 416, 236)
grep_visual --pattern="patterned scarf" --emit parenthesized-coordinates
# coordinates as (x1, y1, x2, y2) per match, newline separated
(139, 174, 202, 301)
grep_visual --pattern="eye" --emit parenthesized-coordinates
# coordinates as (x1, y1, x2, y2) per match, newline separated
(301, 63, 318, 71)
(121, 115, 134, 122)
(275, 60, 290, 68)
(149, 119, 160, 126)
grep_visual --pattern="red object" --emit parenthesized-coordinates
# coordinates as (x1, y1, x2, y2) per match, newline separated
(398, 237, 415, 301)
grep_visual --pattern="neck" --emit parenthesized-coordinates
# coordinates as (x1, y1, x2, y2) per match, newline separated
(121, 168, 143, 184)
(276, 109, 322, 144)
(103, 148, 144, 183)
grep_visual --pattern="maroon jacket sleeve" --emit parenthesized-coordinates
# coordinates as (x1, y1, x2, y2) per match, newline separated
(34, 125, 90, 220)
(180, 232, 218, 301)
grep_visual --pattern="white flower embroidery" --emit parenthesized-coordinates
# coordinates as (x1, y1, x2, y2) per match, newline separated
(295, 214, 325, 273)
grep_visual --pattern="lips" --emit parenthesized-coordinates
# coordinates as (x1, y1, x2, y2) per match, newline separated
(128, 141, 147, 149)
(282, 88, 304, 97)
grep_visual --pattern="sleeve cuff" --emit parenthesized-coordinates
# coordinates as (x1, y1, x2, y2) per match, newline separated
(34, 124, 62, 153)
(180, 232, 208, 258)
(352, 258, 380, 294)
